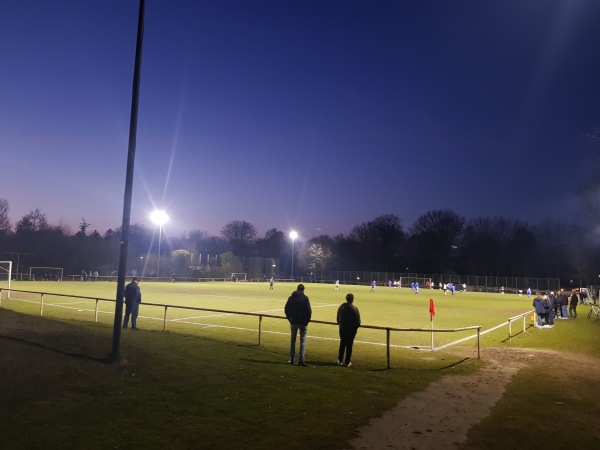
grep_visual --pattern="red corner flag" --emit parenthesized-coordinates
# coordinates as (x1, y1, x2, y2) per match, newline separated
(429, 298, 435, 317)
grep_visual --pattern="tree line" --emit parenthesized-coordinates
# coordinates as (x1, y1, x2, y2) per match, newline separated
(0, 198, 597, 286)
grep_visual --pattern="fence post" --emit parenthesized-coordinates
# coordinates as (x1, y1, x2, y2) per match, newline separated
(163, 306, 168, 331)
(386, 328, 391, 369)
(508, 318, 512, 342)
(258, 315, 263, 346)
(40, 293, 44, 316)
(477, 327, 481, 359)
(523, 314, 526, 333)
(95, 299, 99, 323)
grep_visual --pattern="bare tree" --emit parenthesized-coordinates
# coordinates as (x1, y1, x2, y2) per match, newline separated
(408, 209, 465, 273)
(300, 243, 333, 280)
(221, 220, 257, 256)
(349, 214, 405, 271)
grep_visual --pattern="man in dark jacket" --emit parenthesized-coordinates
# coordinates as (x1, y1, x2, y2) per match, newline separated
(123, 277, 142, 330)
(337, 293, 361, 367)
(284, 284, 312, 366)
(533, 293, 547, 328)
(570, 291, 579, 319)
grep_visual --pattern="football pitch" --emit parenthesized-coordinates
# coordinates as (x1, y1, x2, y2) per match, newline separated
(0, 280, 535, 363)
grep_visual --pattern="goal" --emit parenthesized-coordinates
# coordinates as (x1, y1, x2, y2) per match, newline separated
(0, 261, 12, 290)
(29, 266, 63, 281)
(398, 277, 433, 288)
(229, 273, 247, 282)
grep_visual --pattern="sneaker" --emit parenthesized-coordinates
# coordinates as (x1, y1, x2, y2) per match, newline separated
(336, 359, 342, 366)
(288, 359, 294, 365)
(298, 361, 309, 367)
(346, 362, 353, 368)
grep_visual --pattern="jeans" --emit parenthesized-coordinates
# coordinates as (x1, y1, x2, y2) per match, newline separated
(338, 328, 358, 365)
(290, 324, 308, 363)
(570, 306, 577, 318)
(537, 313, 544, 327)
(124, 302, 140, 329)
(561, 305, 568, 318)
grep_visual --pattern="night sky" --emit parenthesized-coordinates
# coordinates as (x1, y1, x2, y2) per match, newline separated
(2, 0, 600, 241)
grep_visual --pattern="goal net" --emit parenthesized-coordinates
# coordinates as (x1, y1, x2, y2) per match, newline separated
(29, 266, 63, 281)
(0, 261, 12, 291)
(398, 277, 433, 288)
(229, 273, 247, 282)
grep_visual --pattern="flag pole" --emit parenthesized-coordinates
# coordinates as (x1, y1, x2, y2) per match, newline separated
(430, 312, 434, 351)
(429, 298, 435, 351)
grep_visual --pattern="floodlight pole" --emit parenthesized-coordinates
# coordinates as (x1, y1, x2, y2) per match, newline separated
(110, 0, 146, 362)
(289, 231, 297, 281)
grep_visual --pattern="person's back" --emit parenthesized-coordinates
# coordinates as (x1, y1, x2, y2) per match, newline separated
(337, 302, 361, 330)
(285, 288, 312, 325)
(285, 284, 312, 365)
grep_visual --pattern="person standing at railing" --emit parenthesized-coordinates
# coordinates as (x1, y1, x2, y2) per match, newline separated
(285, 284, 312, 366)
(336, 293, 361, 368)
(533, 293, 547, 328)
(123, 277, 142, 330)
(569, 290, 579, 319)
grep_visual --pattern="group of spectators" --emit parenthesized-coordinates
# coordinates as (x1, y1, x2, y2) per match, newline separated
(532, 290, 580, 328)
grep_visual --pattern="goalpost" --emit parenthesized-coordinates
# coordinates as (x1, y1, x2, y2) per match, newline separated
(29, 266, 64, 281)
(0, 261, 12, 291)
(229, 273, 247, 282)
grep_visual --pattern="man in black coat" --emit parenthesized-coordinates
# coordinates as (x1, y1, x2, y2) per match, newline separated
(284, 284, 312, 366)
(337, 293, 361, 367)
(123, 277, 142, 330)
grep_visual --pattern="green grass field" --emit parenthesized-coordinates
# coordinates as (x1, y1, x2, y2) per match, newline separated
(1, 280, 544, 364)
(1, 279, 599, 449)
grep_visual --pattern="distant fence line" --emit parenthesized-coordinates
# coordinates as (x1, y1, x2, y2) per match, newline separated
(310, 272, 560, 293)
(12, 271, 560, 293)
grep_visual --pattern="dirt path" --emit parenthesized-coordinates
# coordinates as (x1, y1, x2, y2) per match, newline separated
(346, 348, 548, 450)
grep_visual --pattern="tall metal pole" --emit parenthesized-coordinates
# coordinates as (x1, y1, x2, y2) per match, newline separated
(291, 239, 294, 280)
(157, 225, 162, 278)
(110, 0, 146, 362)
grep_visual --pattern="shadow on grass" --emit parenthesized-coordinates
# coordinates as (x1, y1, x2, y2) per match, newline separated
(0, 335, 108, 363)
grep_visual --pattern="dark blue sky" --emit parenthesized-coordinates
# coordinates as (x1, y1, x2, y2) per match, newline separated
(2, 0, 600, 240)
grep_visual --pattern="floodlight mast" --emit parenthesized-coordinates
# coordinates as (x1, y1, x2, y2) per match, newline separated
(150, 210, 169, 279)
(111, 0, 146, 363)
(289, 230, 298, 280)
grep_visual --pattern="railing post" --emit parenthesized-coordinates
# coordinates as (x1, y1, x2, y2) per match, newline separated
(95, 299, 99, 323)
(40, 293, 44, 316)
(477, 327, 481, 359)
(523, 314, 526, 333)
(386, 328, 391, 369)
(508, 318, 512, 342)
(258, 315, 263, 346)
(163, 306, 168, 331)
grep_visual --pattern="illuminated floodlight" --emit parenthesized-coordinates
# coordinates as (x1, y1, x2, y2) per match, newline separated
(289, 230, 298, 280)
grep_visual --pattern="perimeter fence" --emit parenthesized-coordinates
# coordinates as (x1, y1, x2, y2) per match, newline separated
(314, 271, 560, 293)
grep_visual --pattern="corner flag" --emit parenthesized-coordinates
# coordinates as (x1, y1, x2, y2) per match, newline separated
(429, 298, 435, 317)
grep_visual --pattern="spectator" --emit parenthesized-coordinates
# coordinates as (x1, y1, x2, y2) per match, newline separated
(123, 277, 142, 330)
(284, 284, 312, 366)
(533, 293, 547, 328)
(569, 291, 579, 319)
(336, 293, 361, 368)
